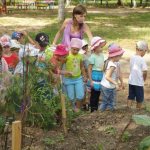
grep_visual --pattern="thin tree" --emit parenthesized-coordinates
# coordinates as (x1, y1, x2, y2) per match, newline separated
(117, 0, 124, 6)
(1, 0, 7, 13)
(58, 0, 65, 22)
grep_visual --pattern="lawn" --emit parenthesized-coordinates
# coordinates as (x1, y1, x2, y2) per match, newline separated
(0, 7, 150, 51)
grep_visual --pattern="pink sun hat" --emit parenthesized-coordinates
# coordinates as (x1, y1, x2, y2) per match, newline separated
(70, 38, 82, 49)
(0, 35, 11, 47)
(91, 36, 106, 51)
(108, 43, 125, 58)
(54, 44, 69, 56)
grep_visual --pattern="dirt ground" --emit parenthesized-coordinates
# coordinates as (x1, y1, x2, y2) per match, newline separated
(21, 62, 150, 150)
(0, 8, 150, 150)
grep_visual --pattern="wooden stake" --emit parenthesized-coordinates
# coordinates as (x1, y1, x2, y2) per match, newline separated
(61, 93, 67, 134)
(12, 121, 22, 150)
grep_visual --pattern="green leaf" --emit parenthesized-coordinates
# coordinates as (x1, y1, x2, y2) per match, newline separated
(138, 136, 150, 150)
(132, 115, 150, 126)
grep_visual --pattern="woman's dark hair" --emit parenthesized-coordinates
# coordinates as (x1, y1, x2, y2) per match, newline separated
(72, 5, 87, 29)
(73, 4, 87, 17)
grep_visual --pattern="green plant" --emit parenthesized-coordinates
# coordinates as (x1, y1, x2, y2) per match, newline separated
(132, 115, 150, 126)
(0, 116, 5, 134)
(121, 131, 132, 142)
(97, 143, 104, 150)
(3, 60, 62, 129)
(132, 115, 150, 149)
(104, 126, 116, 135)
(138, 136, 150, 150)
(43, 134, 64, 145)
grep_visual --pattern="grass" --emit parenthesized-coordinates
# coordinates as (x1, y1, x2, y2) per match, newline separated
(0, 8, 150, 50)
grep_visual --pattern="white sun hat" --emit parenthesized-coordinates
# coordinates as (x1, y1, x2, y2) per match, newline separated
(136, 40, 149, 51)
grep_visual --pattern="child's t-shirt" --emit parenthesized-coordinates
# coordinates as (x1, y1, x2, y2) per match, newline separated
(65, 53, 83, 78)
(101, 61, 119, 89)
(3, 53, 19, 73)
(129, 55, 147, 86)
(88, 53, 104, 71)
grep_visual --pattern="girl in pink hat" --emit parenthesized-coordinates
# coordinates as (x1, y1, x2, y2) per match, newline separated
(63, 38, 86, 112)
(88, 36, 106, 112)
(50, 44, 73, 94)
(100, 43, 125, 111)
(0, 35, 19, 74)
(50, 44, 72, 76)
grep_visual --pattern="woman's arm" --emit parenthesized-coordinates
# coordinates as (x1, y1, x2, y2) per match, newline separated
(83, 23, 93, 42)
(52, 19, 69, 45)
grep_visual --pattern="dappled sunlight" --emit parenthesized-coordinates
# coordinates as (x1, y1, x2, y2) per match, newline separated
(0, 16, 57, 34)
(0, 16, 57, 27)
(129, 26, 150, 32)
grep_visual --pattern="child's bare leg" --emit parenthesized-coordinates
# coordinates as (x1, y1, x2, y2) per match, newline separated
(127, 99, 133, 108)
(74, 100, 82, 112)
(76, 100, 82, 109)
(136, 102, 142, 109)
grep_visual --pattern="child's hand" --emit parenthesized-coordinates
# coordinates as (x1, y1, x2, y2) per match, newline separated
(83, 76, 87, 82)
(120, 83, 125, 90)
(65, 71, 73, 76)
(115, 83, 120, 91)
(21, 31, 28, 36)
(90, 80, 94, 87)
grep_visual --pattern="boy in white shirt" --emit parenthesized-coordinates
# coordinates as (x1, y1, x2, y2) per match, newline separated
(127, 40, 149, 109)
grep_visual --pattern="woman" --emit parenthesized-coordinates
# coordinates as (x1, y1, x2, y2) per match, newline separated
(53, 4, 93, 49)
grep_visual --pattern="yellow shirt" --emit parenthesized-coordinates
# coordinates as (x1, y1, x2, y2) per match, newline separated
(65, 53, 83, 78)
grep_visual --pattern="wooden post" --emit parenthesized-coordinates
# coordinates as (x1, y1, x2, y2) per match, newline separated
(12, 121, 22, 150)
(61, 93, 67, 134)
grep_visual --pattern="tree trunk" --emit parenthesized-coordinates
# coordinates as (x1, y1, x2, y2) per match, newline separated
(58, 0, 65, 22)
(1, 0, 7, 13)
(117, 0, 124, 6)
(133, 0, 137, 7)
(65, 0, 71, 7)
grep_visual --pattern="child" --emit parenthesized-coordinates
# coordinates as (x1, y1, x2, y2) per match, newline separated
(100, 43, 125, 111)
(63, 38, 86, 112)
(0, 43, 10, 102)
(12, 31, 35, 46)
(50, 44, 73, 95)
(50, 44, 73, 76)
(79, 40, 91, 110)
(0, 35, 19, 74)
(88, 36, 106, 112)
(79, 39, 90, 71)
(127, 41, 148, 109)
(34, 32, 50, 69)
(0, 43, 8, 73)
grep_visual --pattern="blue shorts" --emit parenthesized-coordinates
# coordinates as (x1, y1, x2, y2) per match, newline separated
(63, 76, 84, 101)
(86, 71, 103, 91)
(128, 84, 144, 103)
